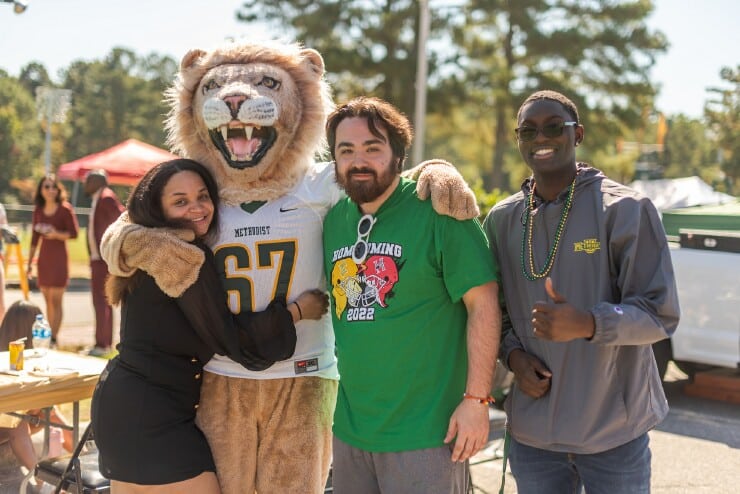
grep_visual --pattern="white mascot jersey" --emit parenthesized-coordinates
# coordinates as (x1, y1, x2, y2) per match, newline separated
(205, 161, 341, 380)
(205, 163, 342, 379)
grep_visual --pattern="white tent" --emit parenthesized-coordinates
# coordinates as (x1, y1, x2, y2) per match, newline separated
(628, 176, 736, 211)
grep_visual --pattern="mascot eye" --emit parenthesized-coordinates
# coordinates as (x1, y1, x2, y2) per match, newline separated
(259, 76, 281, 90)
(202, 79, 221, 94)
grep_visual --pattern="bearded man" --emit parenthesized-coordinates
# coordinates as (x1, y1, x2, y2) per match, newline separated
(323, 97, 502, 494)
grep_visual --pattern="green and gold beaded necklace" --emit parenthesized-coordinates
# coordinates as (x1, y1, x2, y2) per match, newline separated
(520, 178, 576, 281)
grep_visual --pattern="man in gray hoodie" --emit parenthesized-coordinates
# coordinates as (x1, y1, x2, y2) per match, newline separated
(483, 90, 680, 493)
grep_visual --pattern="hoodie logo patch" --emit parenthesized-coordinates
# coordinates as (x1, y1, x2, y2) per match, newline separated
(574, 238, 601, 254)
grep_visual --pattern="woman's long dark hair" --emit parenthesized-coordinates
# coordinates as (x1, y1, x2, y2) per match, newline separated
(0, 300, 43, 349)
(33, 174, 68, 207)
(107, 159, 221, 304)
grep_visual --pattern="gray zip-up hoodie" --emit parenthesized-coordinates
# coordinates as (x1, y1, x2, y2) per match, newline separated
(483, 164, 680, 454)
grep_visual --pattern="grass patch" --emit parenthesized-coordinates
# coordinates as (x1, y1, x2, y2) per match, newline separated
(4, 224, 90, 280)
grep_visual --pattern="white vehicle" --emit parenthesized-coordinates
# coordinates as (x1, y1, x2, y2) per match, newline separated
(653, 204, 740, 379)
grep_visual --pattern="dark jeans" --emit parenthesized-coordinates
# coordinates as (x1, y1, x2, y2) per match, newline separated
(509, 433, 651, 494)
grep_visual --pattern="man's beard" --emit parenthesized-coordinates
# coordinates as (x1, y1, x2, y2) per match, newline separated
(335, 161, 398, 204)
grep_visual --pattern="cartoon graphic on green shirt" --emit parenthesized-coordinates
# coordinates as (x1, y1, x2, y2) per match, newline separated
(331, 249, 402, 320)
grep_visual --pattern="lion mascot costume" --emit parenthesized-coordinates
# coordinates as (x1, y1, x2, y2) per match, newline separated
(101, 40, 478, 493)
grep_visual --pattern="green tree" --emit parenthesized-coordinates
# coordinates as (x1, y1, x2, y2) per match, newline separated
(235, 1, 444, 119)
(18, 62, 52, 97)
(704, 65, 739, 193)
(661, 115, 714, 179)
(235, 1, 667, 193)
(0, 74, 44, 199)
(450, 0, 667, 190)
(60, 48, 176, 163)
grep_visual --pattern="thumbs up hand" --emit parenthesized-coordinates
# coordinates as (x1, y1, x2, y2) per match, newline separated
(531, 277, 596, 341)
(544, 276, 566, 303)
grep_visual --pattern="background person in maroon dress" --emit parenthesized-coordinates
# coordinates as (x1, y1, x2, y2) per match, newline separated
(83, 170, 125, 355)
(27, 174, 79, 344)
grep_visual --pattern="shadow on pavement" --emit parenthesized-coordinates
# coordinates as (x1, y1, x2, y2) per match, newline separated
(657, 377, 740, 449)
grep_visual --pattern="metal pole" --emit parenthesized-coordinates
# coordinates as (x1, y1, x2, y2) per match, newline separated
(71, 180, 80, 206)
(44, 108, 52, 175)
(412, 0, 430, 166)
(36, 87, 72, 175)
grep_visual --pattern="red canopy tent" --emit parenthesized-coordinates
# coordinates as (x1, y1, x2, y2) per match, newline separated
(57, 138, 177, 186)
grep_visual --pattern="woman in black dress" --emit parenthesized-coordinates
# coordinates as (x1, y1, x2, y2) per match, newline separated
(91, 159, 328, 494)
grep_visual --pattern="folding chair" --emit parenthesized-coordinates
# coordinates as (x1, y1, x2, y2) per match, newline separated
(32, 422, 110, 494)
(324, 466, 333, 493)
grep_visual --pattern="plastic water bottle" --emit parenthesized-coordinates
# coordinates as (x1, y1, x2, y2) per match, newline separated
(48, 427, 63, 457)
(32, 314, 52, 357)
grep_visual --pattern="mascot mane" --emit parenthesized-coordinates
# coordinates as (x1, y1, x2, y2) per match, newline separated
(164, 40, 334, 204)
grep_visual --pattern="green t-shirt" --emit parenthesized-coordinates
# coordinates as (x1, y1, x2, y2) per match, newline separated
(323, 178, 498, 452)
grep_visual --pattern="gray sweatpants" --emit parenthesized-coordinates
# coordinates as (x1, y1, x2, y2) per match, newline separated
(331, 436, 469, 494)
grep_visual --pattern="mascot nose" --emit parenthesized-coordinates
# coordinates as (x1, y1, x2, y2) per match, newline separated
(223, 94, 247, 118)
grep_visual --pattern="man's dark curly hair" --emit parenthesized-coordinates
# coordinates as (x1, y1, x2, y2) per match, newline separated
(326, 96, 413, 172)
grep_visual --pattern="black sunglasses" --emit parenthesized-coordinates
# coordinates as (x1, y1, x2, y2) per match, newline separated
(515, 121, 577, 142)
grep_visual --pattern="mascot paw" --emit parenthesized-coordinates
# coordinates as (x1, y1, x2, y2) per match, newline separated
(101, 212, 203, 297)
(122, 228, 204, 297)
(101, 212, 138, 277)
(414, 159, 480, 220)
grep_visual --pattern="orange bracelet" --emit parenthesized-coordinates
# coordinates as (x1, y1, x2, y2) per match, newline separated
(463, 392, 495, 405)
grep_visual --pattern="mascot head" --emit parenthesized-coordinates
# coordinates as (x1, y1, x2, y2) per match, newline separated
(165, 40, 334, 205)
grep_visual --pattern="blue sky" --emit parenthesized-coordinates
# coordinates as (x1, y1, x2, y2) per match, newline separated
(0, 0, 737, 118)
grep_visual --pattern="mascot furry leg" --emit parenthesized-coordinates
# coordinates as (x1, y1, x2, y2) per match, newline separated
(197, 374, 337, 492)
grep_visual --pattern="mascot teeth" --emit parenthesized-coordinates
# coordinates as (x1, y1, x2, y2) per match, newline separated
(208, 124, 277, 169)
(200, 93, 280, 170)
(219, 126, 255, 141)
